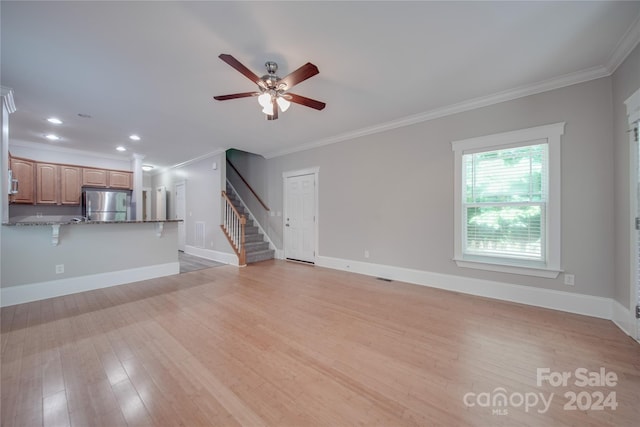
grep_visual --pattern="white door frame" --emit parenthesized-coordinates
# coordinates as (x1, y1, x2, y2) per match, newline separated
(626, 88, 640, 341)
(175, 181, 186, 252)
(283, 167, 319, 263)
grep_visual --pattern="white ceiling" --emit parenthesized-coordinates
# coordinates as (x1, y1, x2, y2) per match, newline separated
(2, 1, 639, 169)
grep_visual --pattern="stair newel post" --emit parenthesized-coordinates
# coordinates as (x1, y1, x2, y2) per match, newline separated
(221, 190, 249, 266)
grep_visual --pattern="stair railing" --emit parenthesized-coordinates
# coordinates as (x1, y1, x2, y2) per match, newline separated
(221, 191, 246, 266)
(226, 159, 270, 212)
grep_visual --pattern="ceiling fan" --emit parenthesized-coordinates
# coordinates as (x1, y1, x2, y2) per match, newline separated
(213, 54, 326, 120)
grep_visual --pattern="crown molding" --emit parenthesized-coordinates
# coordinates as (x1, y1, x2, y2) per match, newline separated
(606, 13, 640, 73)
(263, 13, 640, 160)
(263, 65, 610, 159)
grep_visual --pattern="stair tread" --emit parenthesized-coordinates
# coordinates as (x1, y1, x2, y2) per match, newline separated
(248, 249, 274, 255)
(245, 241, 268, 247)
(226, 184, 274, 264)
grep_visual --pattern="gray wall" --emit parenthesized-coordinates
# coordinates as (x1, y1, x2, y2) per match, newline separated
(1, 222, 178, 287)
(151, 152, 233, 254)
(250, 77, 617, 299)
(613, 44, 640, 308)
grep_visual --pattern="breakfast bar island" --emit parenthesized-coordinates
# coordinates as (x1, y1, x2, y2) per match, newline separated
(1, 219, 181, 306)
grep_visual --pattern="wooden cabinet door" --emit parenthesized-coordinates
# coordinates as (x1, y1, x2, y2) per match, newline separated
(108, 170, 132, 189)
(82, 168, 108, 187)
(60, 166, 81, 205)
(9, 157, 35, 204)
(36, 163, 59, 204)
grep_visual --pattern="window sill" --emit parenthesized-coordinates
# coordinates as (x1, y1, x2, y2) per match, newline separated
(453, 257, 561, 278)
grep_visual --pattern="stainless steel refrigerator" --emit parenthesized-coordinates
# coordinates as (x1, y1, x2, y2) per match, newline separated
(82, 189, 132, 221)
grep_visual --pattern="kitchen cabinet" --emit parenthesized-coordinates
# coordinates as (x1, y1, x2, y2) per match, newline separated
(82, 168, 108, 187)
(36, 163, 59, 204)
(108, 170, 132, 189)
(9, 155, 132, 205)
(82, 168, 132, 189)
(60, 166, 81, 204)
(9, 157, 35, 204)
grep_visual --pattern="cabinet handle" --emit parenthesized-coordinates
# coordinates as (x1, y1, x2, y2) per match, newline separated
(12, 179, 18, 194)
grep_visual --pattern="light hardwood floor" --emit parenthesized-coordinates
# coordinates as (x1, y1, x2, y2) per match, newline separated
(1, 260, 639, 426)
(178, 251, 226, 273)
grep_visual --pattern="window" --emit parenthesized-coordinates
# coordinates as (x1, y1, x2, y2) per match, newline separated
(451, 123, 564, 278)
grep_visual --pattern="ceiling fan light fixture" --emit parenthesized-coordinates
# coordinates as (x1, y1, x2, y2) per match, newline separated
(276, 96, 291, 112)
(262, 103, 274, 115)
(214, 54, 325, 119)
(258, 92, 271, 108)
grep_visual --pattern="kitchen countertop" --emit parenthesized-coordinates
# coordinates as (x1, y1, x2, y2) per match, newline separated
(3, 219, 183, 226)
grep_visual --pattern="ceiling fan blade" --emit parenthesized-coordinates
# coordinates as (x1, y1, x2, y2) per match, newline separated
(218, 54, 261, 84)
(285, 93, 326, 110)
(278, 62, 319, 90)
(213, 92, 259, 101)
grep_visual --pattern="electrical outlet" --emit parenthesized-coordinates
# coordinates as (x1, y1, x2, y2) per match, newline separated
(55, 264, 64, 274)
(564, 273, 575, 286)
(364, 250, 370, 258)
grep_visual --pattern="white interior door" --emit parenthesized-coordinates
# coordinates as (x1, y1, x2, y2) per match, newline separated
(284, 172, 317, 263)
(175, 182, 186, 252)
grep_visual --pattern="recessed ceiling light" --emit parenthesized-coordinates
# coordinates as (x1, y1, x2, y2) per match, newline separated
(141, 165, 154, 172)
(129, 134, 141, 141)
(45, 134, 60, 141)
(116, 146, 127, 152)
(47, 117, 63, 125)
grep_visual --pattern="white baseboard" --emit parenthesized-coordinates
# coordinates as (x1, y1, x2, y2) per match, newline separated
(1, 262, 179, 307)
(184, 245, 238, 266)
(316, 256, 613, 320)
(611, 300, 635, 337)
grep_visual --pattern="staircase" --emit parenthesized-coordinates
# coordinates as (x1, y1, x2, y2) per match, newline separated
(224, 184, 275, 264)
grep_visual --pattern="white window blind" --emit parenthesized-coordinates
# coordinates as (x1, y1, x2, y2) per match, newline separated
(462, 143, 548, 262)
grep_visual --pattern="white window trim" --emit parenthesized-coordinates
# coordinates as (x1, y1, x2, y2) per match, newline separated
(451, 122, 565, 278)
